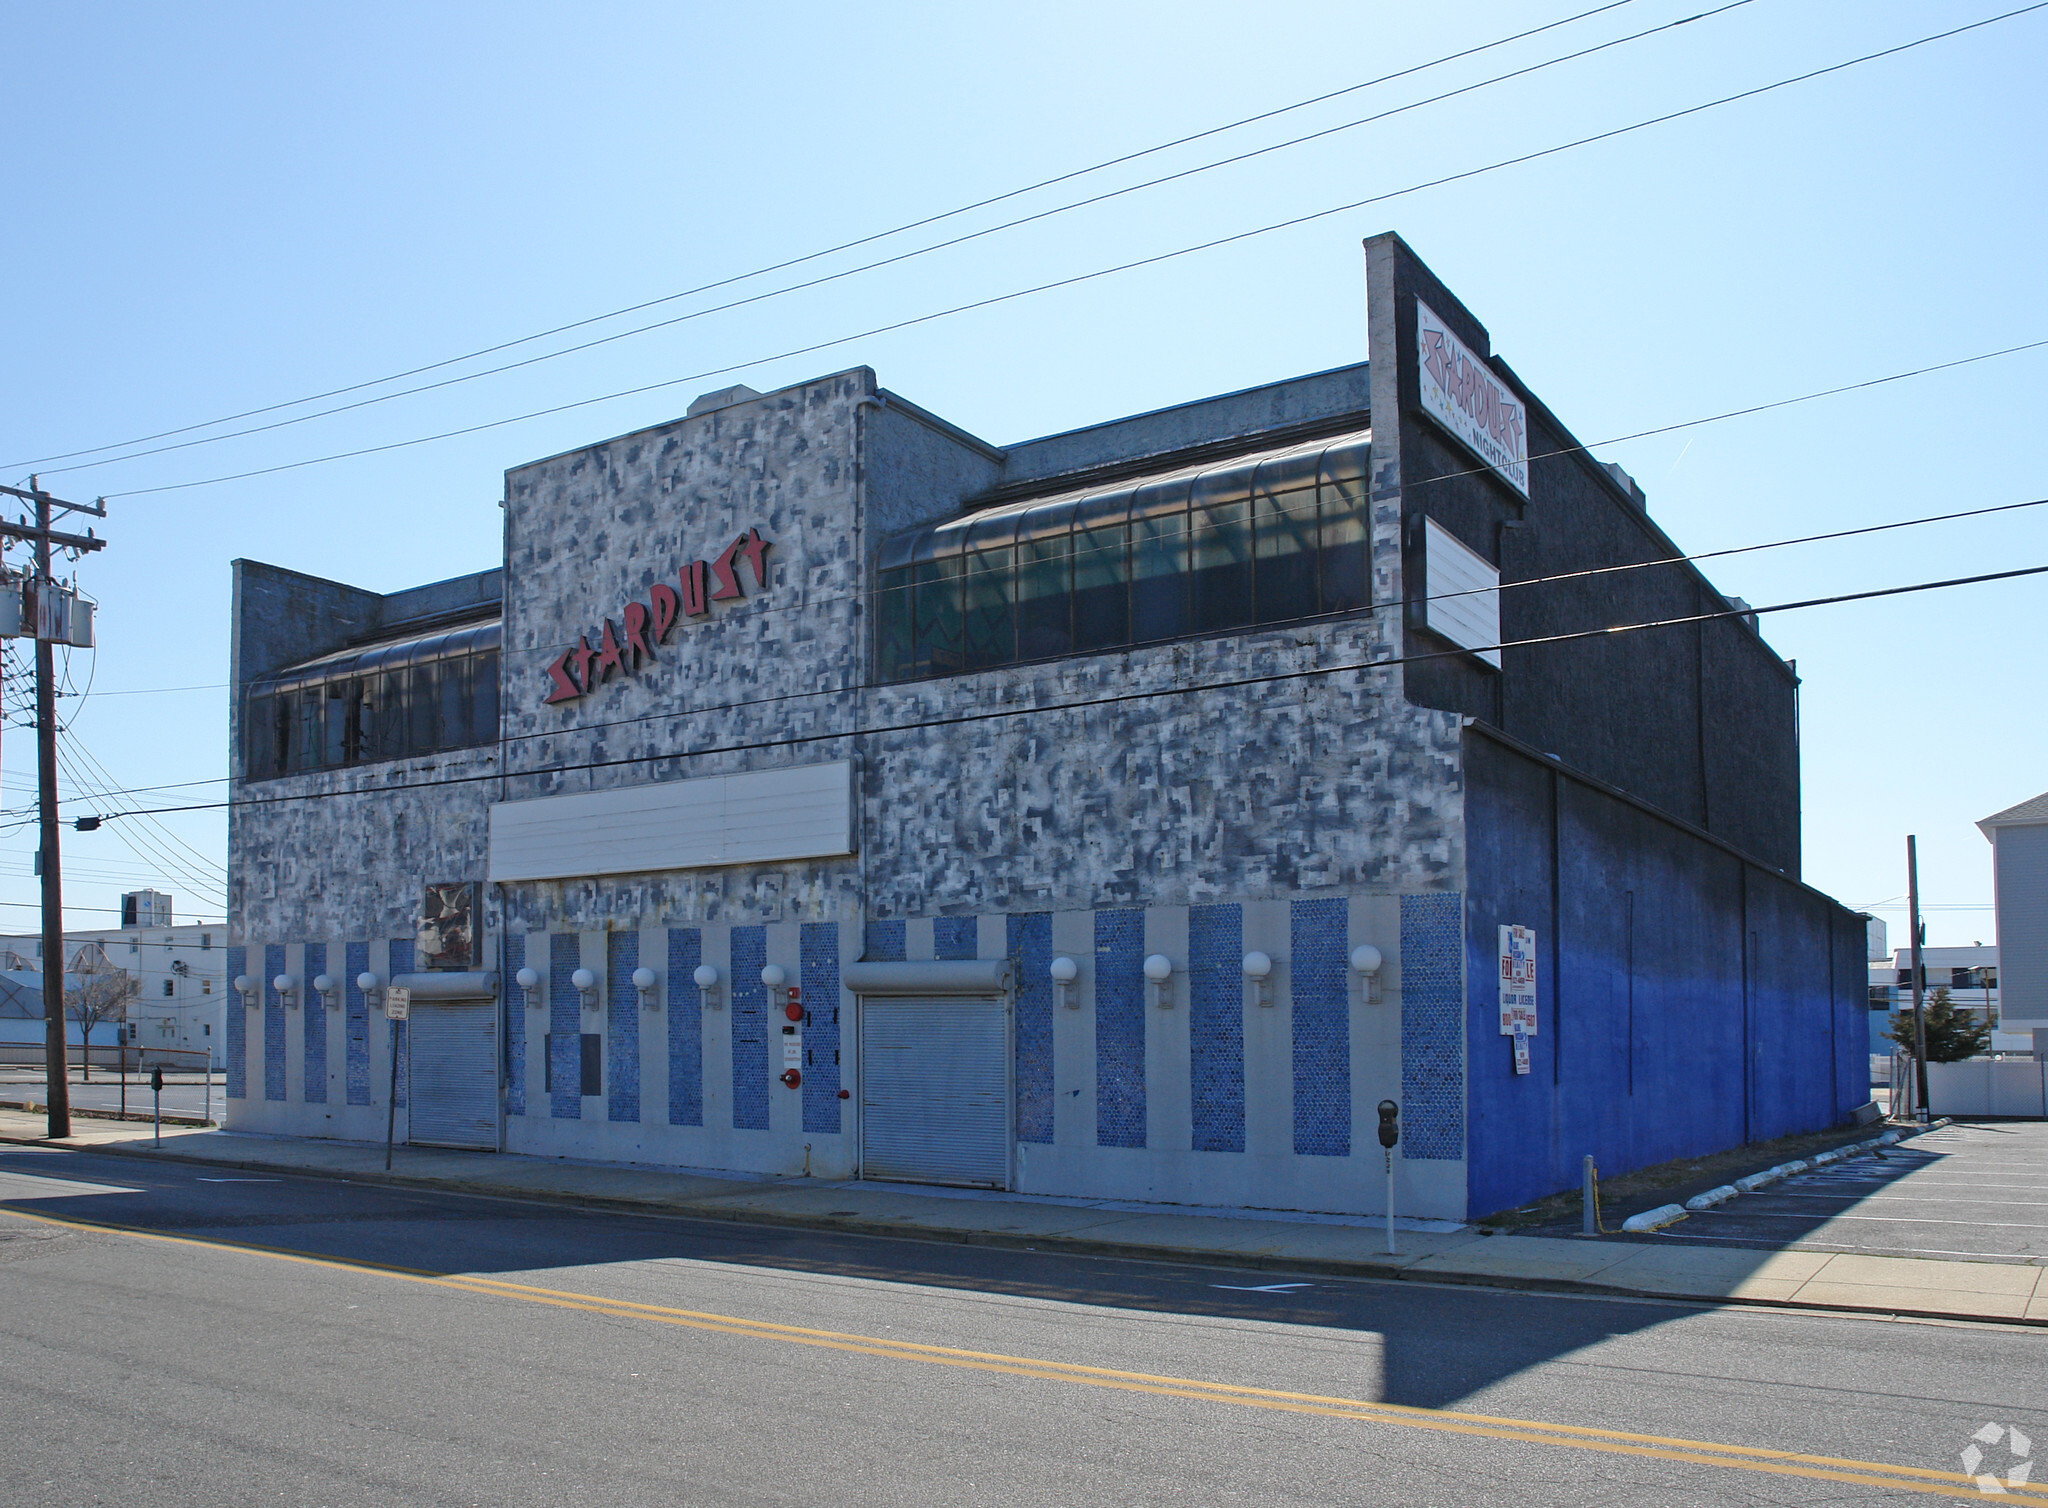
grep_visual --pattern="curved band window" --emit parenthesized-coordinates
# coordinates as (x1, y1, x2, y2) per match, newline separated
(875, 432, 1368, 683)
(242, 619, 501, 781)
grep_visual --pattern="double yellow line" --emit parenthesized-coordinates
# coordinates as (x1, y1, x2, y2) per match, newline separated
(6, 1202, 2038, 1502)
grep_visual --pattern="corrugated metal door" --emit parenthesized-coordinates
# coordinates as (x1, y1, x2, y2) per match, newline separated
(408, 1001, 498, 1150)
(860, 995, 1009, 1188)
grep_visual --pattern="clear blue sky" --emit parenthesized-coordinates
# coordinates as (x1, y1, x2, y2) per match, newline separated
(1, 0, 2041, 945)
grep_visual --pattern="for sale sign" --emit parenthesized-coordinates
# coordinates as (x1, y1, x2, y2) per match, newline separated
(1498, 925, 1537, 1036)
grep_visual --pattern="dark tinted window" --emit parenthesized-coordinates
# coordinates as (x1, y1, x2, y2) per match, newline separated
(875, 436, 1370, 683)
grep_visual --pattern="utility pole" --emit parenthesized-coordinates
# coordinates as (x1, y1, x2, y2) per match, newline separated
(1907, 833, 1929, 1123)
(1, 477, 106, 1140)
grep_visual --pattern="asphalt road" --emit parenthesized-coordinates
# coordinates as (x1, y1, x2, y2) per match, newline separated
(1662, 1120, 2048, 1263)
(3, 1144, 2045, 1506)
(0, 1069, 219, 1120)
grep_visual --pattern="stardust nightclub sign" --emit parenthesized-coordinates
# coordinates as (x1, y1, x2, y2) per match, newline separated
(543, 527, 772, 704)
(1415, 299, 1529, 498)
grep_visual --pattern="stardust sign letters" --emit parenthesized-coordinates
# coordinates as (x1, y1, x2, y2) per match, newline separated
(543, 527, 772, 705)
(1416, 300, 1530, 498)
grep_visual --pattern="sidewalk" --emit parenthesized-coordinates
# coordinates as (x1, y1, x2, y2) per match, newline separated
(3, 1108, 2043, 1326)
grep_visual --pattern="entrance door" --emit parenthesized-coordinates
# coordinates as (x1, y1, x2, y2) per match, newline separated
(859, 995, 1009, 1188)
(408, 1000, 498, 1150)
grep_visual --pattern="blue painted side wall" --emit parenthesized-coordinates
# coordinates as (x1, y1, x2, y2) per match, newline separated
(1290, 898, 1349, 1156)
(1462, 732, 1866, 1219)
(933, 916, 977, 960)
(864, 920, 905, 961)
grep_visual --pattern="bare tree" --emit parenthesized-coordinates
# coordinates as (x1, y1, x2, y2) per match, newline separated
(66, 969, 137, 1082)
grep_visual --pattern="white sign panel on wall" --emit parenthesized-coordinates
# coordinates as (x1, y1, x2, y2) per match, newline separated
(1416, 299, 1530, 498)
(1498, 924, 1537, 1036)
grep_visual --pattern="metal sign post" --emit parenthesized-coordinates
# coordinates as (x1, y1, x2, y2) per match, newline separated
(383, 986, 411, 1171)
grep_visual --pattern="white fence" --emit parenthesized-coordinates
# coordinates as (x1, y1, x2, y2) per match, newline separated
(1926, 1059, 2048, 1118)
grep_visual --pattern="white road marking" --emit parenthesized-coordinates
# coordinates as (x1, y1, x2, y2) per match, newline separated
(1210, 1282, 1314, 1293)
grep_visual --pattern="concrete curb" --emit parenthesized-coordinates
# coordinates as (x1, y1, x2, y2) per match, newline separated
(3, 1117, 2030, 1329)
(0, 1099, 215, 1129)
(1620, 1203, 1688, 1232)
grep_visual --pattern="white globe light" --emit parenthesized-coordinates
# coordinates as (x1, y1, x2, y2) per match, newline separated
(312, 975, 335, 995)
(355, 972, 379, 994)
(515, 967, 540, 990)
(761, 964, 787, 989)
(632, 967, 657, 991)
(1242, 951, 1272, 980)
(693, 964, 719, 989)
(272, 974, 293, 994)
(1349, 944, 1384, 976)
(1049, 956, 1078, 984)
(1142, 954, 1172, 983)
(571, 968, 596, 991)
(232, 975, 252, 994)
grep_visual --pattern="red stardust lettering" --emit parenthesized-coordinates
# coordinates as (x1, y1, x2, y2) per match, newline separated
(740, 526, 772, 589)
(569, 636, 597, 696)
(648, 583, 679, 641)
(622, 601, 653, 666)
(543, 648, 583, 704)
(709, 537, 745, 601)
(593, 620, 626, 683)
(679, 560, 710, 617)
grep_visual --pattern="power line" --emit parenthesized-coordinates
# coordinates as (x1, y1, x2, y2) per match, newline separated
(6, 0, 1646, 474)
(94, 556, 2048, 822)
(41, 2, 1757, 480)
(36, 483, 2048, 815)
(100, 3, 2047, 501)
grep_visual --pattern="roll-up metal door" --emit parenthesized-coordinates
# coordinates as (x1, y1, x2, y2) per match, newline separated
(860, 995, 1009, 1188)
(408, 1001, 498, 1150)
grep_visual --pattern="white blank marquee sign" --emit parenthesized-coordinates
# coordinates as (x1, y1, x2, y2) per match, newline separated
(487, 760, 854, 883)
(1416, 299, 1529, 498)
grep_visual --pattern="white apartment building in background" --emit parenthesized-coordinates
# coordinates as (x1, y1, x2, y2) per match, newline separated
(1982, 790, 2048, 1060)
(0, 895, 227, 1069)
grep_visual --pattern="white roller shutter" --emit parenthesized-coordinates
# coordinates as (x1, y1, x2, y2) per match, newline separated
(860, 996, 1010, 1189)
(408, 1001, 499, 1150)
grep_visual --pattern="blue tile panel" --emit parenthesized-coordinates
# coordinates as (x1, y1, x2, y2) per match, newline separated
(263, 943, 287, 1102)
(731, 925, 768, 1131)
(1400, 892, 1465, 1160)
(549, 933, 581, 1119)
(388, 939, 412, 1108)
(1009, 912, 1053, 1145)
(503, 933, 526, 1117)
(606, 931, 641, 1123)
(224, 945, 246, 1099)
(1094, 908, 1145, 1148)
(1290, 898, 1350, 1157)
(864, 919, 905, 961)
(933, 916, 978, 960)
(667, 928, 703, 1127)
(345, 941, 371, 1106)
(1188, 903, 1245, 1154)
(800, 921, 841, 1134)
(301, 942, 328, 1105)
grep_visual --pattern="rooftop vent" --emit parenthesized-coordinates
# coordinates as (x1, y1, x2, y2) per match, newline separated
(686, 384, 763, 418)
(1600, 461, 1646, 508)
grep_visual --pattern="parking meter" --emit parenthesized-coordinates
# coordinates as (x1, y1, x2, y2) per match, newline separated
(1377, 1100, 1399, 1254)
(150, 1066, 165, 1147)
